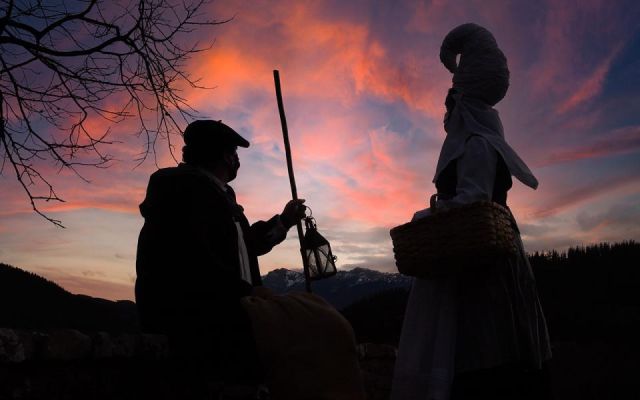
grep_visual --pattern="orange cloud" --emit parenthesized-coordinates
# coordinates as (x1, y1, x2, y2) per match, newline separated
(183, 0, 451, 119)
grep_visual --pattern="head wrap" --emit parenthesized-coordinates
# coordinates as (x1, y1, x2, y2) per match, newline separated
(439, 23, 509, 106)
(434, 24, 538, 190)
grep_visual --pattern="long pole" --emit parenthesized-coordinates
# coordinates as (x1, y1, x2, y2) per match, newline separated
(273, 70, 312, 293)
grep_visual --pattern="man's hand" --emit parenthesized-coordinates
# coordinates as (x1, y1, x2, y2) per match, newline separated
(281, 199, 306, 229)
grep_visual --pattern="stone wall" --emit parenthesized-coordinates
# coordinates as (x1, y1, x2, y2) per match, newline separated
(5, 328, 640, 399)
(0, 328, 396, 400)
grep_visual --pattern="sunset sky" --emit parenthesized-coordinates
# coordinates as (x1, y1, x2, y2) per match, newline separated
(1, 0, 639, 301)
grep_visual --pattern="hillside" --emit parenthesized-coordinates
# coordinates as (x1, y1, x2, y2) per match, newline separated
(0, 263, 138, 332)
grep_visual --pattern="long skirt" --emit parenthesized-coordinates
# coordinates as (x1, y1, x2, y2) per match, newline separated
(390, 237, 552, 400)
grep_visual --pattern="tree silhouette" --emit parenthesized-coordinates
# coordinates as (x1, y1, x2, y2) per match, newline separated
(0, 0, 225, 226)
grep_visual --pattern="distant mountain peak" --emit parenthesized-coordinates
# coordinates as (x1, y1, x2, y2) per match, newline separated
(262, 267, 411, 309)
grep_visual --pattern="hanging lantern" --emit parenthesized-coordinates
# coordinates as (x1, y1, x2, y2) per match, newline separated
(302, 215, 337, 281)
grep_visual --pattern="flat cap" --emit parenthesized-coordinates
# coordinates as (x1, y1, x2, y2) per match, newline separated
(183, 120, 250, 148)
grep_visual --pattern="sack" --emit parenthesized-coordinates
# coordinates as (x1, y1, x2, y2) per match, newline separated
(240, 293, 366, 400)
(390, 195, 518, 279)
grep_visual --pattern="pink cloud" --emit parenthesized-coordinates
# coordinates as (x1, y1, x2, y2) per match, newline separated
(524, 0, 629, 106)
(184, 0, 452, 119)
(406, 0, 465, 34)
(351, 48, 448, 118)
(161, 2, 449, 230)
(557, 44, 622, 114)
(320, 127, 428, 226)
(35, 267, 135, 301)
(538, 126, 640, 166)
(530, 174, 639, 219)
(0, 155, 149, 218)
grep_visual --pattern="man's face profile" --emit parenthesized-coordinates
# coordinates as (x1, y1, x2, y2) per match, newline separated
(224, 147, 240, 182)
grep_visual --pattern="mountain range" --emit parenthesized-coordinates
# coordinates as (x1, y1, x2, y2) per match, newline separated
(262, 267, 411, 309)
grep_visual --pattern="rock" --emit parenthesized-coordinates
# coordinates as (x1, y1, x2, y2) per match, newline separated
(137, 334, 169, 360)
(15, 330, 39, 361)
(91, 331, 114, 359)
(0, 328, 26, 363)
(41, 329, 92, 360)
(111, 333, 137, 358)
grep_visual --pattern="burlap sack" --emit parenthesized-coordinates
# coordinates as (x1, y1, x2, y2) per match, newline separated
(241, 292, 366, 400)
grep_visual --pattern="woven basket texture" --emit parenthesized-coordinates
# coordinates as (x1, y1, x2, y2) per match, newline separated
(390, 201, 518, 279)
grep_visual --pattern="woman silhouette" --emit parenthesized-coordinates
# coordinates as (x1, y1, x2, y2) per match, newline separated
(391, 24, 552, 400)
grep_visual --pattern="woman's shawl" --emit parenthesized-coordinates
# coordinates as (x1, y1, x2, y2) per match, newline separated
(434, 24, 538, 190)
(433, 91, 538, 189)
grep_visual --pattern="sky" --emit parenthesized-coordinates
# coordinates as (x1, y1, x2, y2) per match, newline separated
(1, 0, 640, 301)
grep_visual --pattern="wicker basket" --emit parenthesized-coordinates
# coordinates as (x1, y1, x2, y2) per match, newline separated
(390, 197, 519, 279)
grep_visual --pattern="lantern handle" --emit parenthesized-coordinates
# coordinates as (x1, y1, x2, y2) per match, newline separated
(303, 205, 313, 218)
(303, 206, 318, 231)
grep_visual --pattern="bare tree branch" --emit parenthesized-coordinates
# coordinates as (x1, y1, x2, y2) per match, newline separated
(0, 0, 227, 226)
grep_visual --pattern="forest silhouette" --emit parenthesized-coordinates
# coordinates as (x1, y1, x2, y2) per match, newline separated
(343, 240, 640, 345)
(0, 263, 138, 332)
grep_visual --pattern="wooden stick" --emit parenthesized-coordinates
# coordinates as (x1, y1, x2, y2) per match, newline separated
(273, 70, 312, 293)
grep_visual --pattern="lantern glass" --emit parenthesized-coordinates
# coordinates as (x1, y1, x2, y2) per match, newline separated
(302, 219, 337, 281)
(306, 244, 334, 278)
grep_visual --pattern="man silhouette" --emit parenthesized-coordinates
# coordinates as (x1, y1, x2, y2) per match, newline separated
(135, 120, 305, 390)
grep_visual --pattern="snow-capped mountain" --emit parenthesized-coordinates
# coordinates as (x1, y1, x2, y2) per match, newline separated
(262, 267, 411, 309)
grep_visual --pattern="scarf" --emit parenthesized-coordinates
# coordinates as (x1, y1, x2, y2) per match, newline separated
(433, 90, 538, 190)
